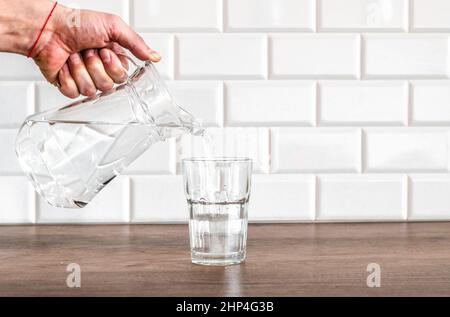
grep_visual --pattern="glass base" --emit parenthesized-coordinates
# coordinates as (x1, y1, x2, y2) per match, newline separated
(191, 251, 246, 266)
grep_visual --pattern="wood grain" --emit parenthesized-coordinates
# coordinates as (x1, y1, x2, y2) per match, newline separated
(1, 223, 450, 296)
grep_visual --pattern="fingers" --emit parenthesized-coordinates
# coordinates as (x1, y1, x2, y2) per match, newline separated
(99, 48, 128, 84)
(82, 49, 114, 92)
(107, 42, 129, 70)
(58, 64, 80, 99)
(106, 15, 161, 62)
(59, 48, 128, 98)
(68, 53, 97, 96)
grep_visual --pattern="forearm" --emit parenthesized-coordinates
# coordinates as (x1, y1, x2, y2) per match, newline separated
(0, 0, 65, 56)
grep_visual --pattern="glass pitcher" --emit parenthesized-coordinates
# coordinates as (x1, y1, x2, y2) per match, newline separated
(15, 57, 202, 208)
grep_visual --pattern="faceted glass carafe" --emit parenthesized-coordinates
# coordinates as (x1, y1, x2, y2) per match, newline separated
(15, 60, 201, 208)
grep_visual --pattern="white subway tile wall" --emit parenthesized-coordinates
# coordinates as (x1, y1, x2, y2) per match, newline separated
(409, 174, 450, 220)
(270, 34, 361, 79)
(0, 177, 35, 224)
(249, 174, 316, 221)
(411, 0, 450, 31)
(0, 82, 34, 128)
(130, 175, 186, 222)
(319, 0, 408, 32)
(133, 0, 222, 32)
(363, 35, 450, 78)
(318, 81, 408, 126)
(271, 128, 361, 173)
(176, 34, 268, 79)
(225, 0, 315, 32)
(363, 128, 449, 172)
(411, 81, 450, 125)
(225, 81, 316, 126)
(168, 81, 224, 127)
(317, 175, 407, 221)
(1, 0, 450, 224)
(138, 34, 174, 79)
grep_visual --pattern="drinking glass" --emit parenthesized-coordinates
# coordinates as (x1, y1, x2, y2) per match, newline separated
(182, 157, 253, 266)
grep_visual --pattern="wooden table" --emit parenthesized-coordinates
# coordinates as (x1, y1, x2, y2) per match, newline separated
(1, 223, 450, 296)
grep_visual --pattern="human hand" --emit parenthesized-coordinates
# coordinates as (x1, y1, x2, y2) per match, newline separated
(31, 3, 160, 98)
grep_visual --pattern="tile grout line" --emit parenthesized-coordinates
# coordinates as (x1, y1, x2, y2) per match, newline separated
(34, 184, 39, 224)
(32, 82, 38, 224)
(406, 174, 411, 221)
(222, 81, 227, 127)
(128, 176, 133, 223)
(268, 128, 272, 173)
(407, 0, 412, 33)
(314, 175, 320, 221)
(360, 33, 365, 80)
(221, 0, 226, 33)
(173, 35, 179, 80)
(266, 34, 270, 80)
(407, 81, 413, 126)
(315, 0, 320, 33)
(361, 128, 366, 173)
(128, 0, 133, 28)
(31, 81, 37, 116)
(315, 81, 320, 127)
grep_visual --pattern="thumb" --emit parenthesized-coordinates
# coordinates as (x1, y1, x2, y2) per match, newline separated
(107, 15, 161, 62)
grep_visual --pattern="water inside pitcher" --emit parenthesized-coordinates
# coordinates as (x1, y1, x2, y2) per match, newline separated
(15, 60, 203, 208)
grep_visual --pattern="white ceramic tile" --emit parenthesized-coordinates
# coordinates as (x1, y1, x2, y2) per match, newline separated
(60, 0, 129, 22)
(0, 82, 34, 128)
(133, 0, 221, 31)
(249, 174, 315, 221)
(139, 34, 174, 79)
(412, 0, 450, 31)
(177, 128, 270, 173)
(411, 81, 450, 125)
(271, 128, 361, 172)
(270, 34, 360, 79)
(0, 53, 42, 80)
(225, 81, 315, 126)
(37, 176, 129, 223)
(0, 177, 35, 224)
(318, 175, 406, 221)
(409, 175, 450, 220)
(130, 175, 187, 222)
(225, 0, 315, 32)
(177, 34, 268, 79)
(364, 128, 449, 172)
(363, 35, 449, 78)
(35, 82, 76, 112)
(0, 129, 22, 175)
(319, 0, 408, 31)
(167, 81, 223, 127)
(319, 81, 407, 125)
(126, 139, 176, 174)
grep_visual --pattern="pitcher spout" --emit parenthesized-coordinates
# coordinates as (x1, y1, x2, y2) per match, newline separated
(177, 105, 204, 136)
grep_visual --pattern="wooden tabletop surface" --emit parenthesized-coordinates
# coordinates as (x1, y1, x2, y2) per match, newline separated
(1, 223, 450, 296)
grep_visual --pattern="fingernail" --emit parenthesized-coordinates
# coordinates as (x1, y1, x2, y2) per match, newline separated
(150, 52, 161, 61)
(101, 50, 111, 63)
(84, 49, 95, 59)
(69, 53, 81, 63)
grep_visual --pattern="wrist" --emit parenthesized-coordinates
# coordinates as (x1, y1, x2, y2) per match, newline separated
(0, 0, 67, 56)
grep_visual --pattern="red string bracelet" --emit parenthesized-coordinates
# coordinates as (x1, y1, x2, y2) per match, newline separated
(27, 1, 58, 58)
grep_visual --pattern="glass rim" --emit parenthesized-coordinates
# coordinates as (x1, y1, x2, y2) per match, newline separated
(182, 157, 252, 163)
